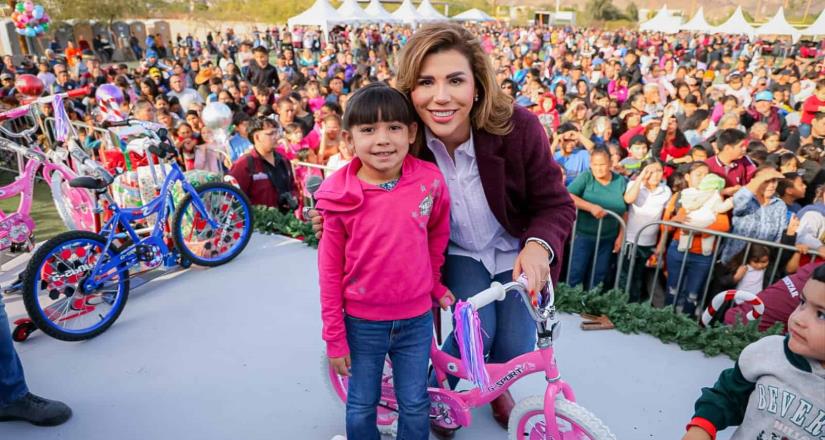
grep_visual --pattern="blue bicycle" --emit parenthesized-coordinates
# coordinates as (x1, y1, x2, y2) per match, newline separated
(21, 120, 253, 341)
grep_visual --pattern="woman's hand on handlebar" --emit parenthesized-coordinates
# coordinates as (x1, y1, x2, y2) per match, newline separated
(309, 209, 324, 239)
(513, 242, 550, 295)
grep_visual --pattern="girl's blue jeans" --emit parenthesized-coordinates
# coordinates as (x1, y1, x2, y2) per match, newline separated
(0, 299, 28, 405)
(345, 312, 432, 440)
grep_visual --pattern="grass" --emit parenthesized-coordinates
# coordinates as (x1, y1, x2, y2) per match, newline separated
(0, 171, 68, 242)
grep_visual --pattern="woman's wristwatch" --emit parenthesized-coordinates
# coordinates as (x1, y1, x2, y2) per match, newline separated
(526, 238, 554, 264)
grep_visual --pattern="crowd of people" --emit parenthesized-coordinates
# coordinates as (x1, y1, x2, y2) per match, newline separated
(0, 19, 824, 437)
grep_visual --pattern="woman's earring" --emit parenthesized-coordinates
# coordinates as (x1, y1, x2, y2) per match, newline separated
(474, 95, 479, 102)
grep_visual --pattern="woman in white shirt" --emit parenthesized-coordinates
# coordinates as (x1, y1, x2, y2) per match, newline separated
(620, 159, 672, 302)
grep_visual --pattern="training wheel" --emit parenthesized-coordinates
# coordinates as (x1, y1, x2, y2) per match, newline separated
(178, 257, 192, 269)
(12, 322, 36, 342)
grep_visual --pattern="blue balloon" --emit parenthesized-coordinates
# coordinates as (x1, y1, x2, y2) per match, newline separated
(32, 5, 43, 20)
(24, 27, 36, 37)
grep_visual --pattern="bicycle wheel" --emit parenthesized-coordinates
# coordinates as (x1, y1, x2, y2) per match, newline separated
(508, 395, 617, 440)
(323, 354, 399, 435)
(49, 171, 96, 232)
(22, 231, 130, 341)
(172, 182, 253, 267)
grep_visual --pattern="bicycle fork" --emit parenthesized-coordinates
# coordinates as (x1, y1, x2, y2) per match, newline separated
(539, 339, 580, 440)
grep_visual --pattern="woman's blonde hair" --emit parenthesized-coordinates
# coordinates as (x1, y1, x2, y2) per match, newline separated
(395, 23, 513, 140)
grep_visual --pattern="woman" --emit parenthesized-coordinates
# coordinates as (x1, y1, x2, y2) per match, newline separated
(311, 23, 574, 434)
(566, 148, 628, 290)
(659, 163, 731, 315)
(721, 166, 789, 265)
(620, 159, 671, 302)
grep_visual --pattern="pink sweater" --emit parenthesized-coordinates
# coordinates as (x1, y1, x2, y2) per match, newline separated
(316, 155, 451, 358)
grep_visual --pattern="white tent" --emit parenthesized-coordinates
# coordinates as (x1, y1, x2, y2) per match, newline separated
(337, 0, 376, 23)
(452, 8, 495, 22)
(755, 7, 801, 41)
(288, 0, 349, 36)
(680, 7, 713, 32)
(365, 0, 402, 24)
(713, 6, 755, 35)
(392, 0, 425, 25)
(639, 5, 683, 34)
(801, 11, 825, 36)
(416, 0, 449, 22)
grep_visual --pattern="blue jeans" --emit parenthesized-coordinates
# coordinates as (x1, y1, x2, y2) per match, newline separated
(567, 233, 616, 290)
(0, 300, 28, 405)
(346, 312, 432, 440)
(435, 255, 536, 389)
(665, 241, 713, 316)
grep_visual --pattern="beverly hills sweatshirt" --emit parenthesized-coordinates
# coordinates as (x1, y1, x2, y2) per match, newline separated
(688, 335, 825, 440)
(317, 155, 450, 358)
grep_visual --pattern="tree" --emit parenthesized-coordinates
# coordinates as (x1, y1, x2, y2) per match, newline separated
(625, 2, 639, 22)
(586, 0, 626, 21)
(46, 0, 164, 23)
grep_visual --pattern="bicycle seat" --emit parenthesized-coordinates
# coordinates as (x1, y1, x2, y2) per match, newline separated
(69, 176, 109, 190)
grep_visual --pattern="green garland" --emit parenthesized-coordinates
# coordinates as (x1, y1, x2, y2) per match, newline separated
(554, 284, 784, 360)
(251, 207, 783, 360)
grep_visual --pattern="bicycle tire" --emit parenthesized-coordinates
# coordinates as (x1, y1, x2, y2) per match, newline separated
(322, 353, 398, 436)
(48, 171, 96, 232)
(22, 231, 130, 341)
(508, 395, 617, 440)
(172, 182, 253, 267)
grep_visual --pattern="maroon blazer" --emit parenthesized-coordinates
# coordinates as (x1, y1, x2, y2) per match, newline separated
(416, 105, 576, 282)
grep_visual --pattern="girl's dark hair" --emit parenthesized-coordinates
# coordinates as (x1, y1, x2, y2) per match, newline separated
(813, 264, 825, 283)
(342, 83, 415, 130)
(727, 244, 771, 271)
(668, 170, 688, 193)
(590, 147, 611, 162)
(779, 152, 798, 167)
(683, 109, 710, 131)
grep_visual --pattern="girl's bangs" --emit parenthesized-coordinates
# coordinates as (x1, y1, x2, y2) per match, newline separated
(343, 85, 415, 130)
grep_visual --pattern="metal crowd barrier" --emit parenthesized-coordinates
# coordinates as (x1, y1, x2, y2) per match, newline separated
(564, 209, 628, 290)
(624, 220, 821, 317)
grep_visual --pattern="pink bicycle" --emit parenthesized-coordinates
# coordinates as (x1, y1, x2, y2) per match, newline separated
(326, 279, 617, 439)
(0, 86, 97, 257)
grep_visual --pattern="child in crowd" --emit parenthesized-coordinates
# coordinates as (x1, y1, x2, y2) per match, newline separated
(711, 244, 772, 295)
(681, 264, 825, 440)
(317, 83, 454, 440)
(619, 135, 650, 177)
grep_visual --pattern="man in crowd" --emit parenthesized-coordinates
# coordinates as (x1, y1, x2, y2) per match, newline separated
(245, 46, 279, 91)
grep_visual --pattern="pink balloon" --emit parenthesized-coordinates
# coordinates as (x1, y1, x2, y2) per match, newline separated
(23, 1, 33, 12)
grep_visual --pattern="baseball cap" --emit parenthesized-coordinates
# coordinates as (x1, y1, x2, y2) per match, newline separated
(755, 91, 774, 102)
(0, 73, 12, 80)
(515, 95, 536, 107)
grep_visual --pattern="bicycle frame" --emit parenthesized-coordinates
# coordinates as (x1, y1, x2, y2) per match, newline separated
(78, 161, 217, 293)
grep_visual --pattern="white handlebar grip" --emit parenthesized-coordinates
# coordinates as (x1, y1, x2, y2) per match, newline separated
(467, 282, 507, 310)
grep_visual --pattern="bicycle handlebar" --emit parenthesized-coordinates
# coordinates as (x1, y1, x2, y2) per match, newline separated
(467, 276, 556, 323)
(0, 86, 93, 122)
(69, 144, 114, 185)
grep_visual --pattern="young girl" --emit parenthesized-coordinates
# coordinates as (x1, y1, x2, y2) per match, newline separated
(318, 113, 344, 164)
(317, 83, 454, 440)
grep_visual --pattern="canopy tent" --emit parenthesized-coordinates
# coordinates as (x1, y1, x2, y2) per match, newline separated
(639, 5, 683, 34)
(287, 0, 349, 37)
(452, 8, 495, 22)
(392, 0, 425, 25)
(755, 7, 801, 41)
(416, 0, 449, 22)
(364, 0, 402, 24)
(680, 7, 713, 32)
(801, 11, 825, 36)
(712, 6, 755, 35)
(337, 0, 376, 23)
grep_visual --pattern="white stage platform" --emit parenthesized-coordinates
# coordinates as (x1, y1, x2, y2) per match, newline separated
(1, 234, 737, 439)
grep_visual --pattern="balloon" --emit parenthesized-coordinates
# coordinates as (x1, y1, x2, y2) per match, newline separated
(32, 5, 43, 19)
(42, 23, 49, 32)
(18, 16, 28, 25)
(24, 1, 33, 12)
(15, 28, 25, 35)
(24, 27, 36, 38)
(15, 2, 25, 13)
(96, 84, 124, 104)
(14, 74, 44, 97)
(11, 12, 19, 21)
(201, 102, 232, 130)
